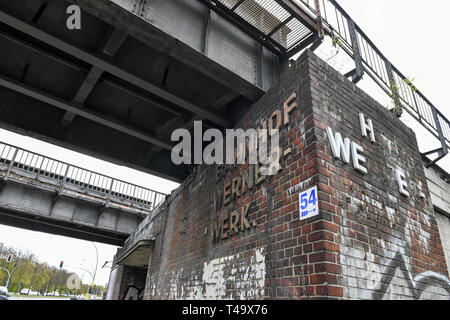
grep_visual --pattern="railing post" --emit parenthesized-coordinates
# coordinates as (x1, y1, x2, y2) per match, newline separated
(108, 179, 114, 195)
(37, 156, 44, 174)
(314, 0, 324, 38)
(5, 148, 19, 181)
(132, 185, 137, 200)
(152, 191, 157, 209)
(431, 108, 448, 156)
(62, 165, 70, 183)
(347, 19, 364, 83)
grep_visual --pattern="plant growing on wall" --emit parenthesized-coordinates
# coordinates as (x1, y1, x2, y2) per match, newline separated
(387, 76, 417, 115)
(327, 35, 343, 62)
(388, 80, 403, 114)
(403, 77, 417, 92)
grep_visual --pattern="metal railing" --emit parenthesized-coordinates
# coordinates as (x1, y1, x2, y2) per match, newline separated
(0, 141, 167, 211)
(201, 0, 450, 165)
(293, 0, 450, 165)
(201, 0, 319, 54)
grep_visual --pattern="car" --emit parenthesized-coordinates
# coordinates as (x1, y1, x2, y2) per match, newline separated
(20, 288, 30, 295)
(0, 286, 10, 300)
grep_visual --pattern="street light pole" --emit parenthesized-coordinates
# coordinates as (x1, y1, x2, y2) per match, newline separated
(65, 264, 94, 295)
(65, 265, 94, 283)
(67, 242, 99, 297)
(91, 242, 98, 285)
(87, 242, 98, 297)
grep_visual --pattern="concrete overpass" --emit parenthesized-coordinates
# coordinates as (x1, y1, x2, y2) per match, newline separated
(0, 141, 166, 246)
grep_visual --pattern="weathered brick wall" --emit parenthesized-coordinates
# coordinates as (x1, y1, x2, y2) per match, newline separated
(117, 49, 450, 300)
(116, 265, 147, 300)
(307, 50, 450, 299)
(142, 47, 318, 300)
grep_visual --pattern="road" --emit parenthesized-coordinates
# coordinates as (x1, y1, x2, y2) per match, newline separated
(10, 296, 70, 300)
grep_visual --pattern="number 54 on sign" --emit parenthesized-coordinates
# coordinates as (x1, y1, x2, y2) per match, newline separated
(299, 186, 319, 221)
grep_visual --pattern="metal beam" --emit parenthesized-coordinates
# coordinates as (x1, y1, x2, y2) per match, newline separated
(199, 0, 286, 54)
(313, 0, 324, 38)
(0, 209, 127, 246)
(0, 73, 173, 150)
(102, 79, 187, 118)
(59, 28, 129, 136)
(73, 28, 128, 105)
(0, 10, 231, 127)
(231, 0, 246, 12)
(285, 32, 317, 57)
(71, 0, 265, 102)
(266, 16, 294, 38)
(431, 107, 449, 156)
(422, 148, 448, 168)
(0, 29, 190, 119)
(273, 0, 318, 34)
(201, 7, 211, 55)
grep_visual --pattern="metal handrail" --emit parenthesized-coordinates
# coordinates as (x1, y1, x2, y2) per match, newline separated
(0, 141, 167, 210)
(292, 0, 450, 164)
(199, 0, 450, 163)
(317, 1, 448, 134)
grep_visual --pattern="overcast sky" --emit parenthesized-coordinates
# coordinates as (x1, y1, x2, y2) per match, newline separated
(0, 0, 449, 288)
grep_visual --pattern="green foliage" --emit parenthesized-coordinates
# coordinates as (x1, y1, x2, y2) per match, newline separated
(403, 77, 417, 92)
(388, 80, 402, 113)
(332, 35, 343, 49)
(0, 242, 105, 295)
(387, 76, 417, 114)
(327, 35, 344, 64)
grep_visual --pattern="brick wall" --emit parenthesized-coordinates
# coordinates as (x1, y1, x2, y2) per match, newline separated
(119, 49, 450, 300)
(307, 50, 450, 299)
(116, 265, 147, 300)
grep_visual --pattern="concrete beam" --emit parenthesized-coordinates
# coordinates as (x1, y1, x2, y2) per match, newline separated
(114, 240, 154, 268)
(0, 208, 127, 246)
(0, 167, 151, 245)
